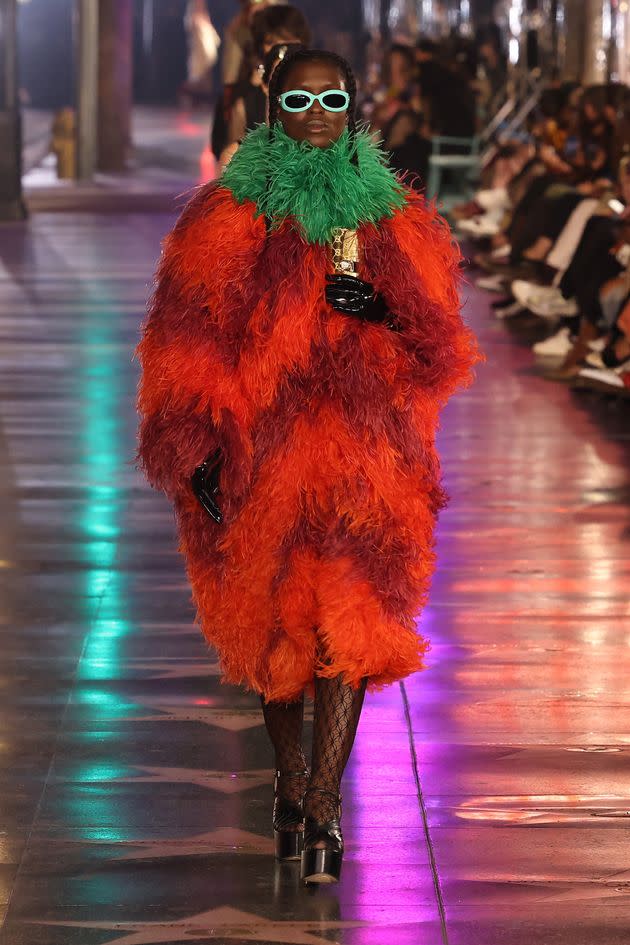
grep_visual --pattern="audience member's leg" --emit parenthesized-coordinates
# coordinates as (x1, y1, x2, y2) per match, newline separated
(546, 199, 606, 273)
(559, 216, 622, 300)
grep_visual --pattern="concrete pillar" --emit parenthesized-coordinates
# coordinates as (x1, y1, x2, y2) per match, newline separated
(563, 0, 586, 80)
(77, 0, 99, 180)
(612, 0, 630, 83)
(97, 0, 133, 173)
(0, 0, 26, 220)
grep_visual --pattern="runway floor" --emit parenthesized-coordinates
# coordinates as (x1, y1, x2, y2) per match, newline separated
(1, 208, 629, 945)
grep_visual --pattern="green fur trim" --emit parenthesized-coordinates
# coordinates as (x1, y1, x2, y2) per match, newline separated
(220, 123, 407, 244)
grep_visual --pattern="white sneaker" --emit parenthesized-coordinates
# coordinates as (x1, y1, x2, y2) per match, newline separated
(584, 351, 605, 369)
(578, 366, 625, 389)
(586, 355, 630, 375)
(475, 188, 509, 212)
(476, 273, 508, 292)
(614, 243, 630, 266)
(458, 215, 500, 237)
(511, 280, 578, 320)
(532, 326, 573, 357)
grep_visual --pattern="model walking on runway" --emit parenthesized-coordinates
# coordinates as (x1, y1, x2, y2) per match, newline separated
(136, 47, 479, 884)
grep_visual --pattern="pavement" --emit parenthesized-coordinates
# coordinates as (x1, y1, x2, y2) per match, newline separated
(0, 112, 629, 944)
(22, 106, 217, 213)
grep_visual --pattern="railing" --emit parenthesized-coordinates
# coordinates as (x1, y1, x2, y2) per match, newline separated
(479, 68, 546, 169)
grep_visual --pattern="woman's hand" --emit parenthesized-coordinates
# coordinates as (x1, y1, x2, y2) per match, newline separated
(190, 448, 223, 523)
(325, 274, 400, 330)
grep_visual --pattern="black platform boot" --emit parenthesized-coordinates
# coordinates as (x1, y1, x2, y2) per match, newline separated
(273, 768, 309, 861)
(300, 787, 343, 884)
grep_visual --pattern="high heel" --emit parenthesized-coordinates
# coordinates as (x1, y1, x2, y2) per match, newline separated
(300, 787, 343, 884)
(273, 768, 309, 861)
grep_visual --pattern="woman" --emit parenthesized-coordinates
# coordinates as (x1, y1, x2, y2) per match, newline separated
(136, 48, 479, 884)
(179, 0, 220, 107)
(222, 5, 311, 155)
(219, 41, 305, 169)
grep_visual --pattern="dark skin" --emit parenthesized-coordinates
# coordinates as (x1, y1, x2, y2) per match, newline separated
(276, 57, 396, 329)
(278, 59, 348, 148)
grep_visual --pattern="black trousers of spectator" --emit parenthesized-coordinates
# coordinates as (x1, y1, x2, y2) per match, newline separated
(507, 158, 548, 207)
(508, 172, 557, 232)
(509, 184, 585, 262)
(559, 215, 623, 324)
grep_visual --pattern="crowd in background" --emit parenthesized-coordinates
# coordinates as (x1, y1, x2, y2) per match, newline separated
(457, 80, 630, 399)
(186, 0, 630, 402)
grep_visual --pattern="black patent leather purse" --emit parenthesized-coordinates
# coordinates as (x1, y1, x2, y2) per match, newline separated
(190, 448, 223, 524)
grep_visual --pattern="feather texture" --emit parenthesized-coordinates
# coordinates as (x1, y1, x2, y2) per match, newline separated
(136, 176, 482, 702)
(221, 123, 406, 244)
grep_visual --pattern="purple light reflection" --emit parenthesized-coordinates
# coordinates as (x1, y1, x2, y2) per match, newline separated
(341, 601, 451, 939)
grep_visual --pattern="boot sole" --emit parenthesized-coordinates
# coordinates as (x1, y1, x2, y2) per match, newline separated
(300, 847, 342, 884)
(274, 829, 304, 861)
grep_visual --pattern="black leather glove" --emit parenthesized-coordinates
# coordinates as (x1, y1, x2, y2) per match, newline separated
(190, 448, 223, 523)
(325, 274, 400, 330)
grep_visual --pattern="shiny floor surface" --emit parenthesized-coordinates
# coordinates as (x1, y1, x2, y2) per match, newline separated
(1, 211, 629, 945)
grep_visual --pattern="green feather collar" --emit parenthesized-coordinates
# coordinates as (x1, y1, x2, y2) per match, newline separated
(220, 123, 407, 245)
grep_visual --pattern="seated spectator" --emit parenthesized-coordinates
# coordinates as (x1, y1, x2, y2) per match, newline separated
(441, 57, 629, 398)
(576, 280, 630, 393)
(473, 139, 630, 397)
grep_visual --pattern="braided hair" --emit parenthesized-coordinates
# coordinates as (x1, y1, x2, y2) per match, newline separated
(267, 47, 358, 137)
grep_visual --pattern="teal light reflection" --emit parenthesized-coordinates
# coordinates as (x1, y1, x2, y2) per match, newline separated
(80, 827, 138, 842)
(69, 763, 131, 782)
(76, 295, 135, 839)
(79, 302, 131, 682)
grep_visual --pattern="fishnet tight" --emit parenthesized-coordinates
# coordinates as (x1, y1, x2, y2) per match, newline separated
(260, 661, 367, 826)
(307, 672, 367, 823)
(260, 694, 308, 810)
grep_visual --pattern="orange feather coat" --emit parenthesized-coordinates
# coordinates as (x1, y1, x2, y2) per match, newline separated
(136, 182, 480, 702)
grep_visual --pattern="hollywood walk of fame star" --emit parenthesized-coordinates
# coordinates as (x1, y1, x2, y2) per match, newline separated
(82, 659, 224, 680)
(128, 704, 267, 731)
(25, 905, 371, 945)
(51, 764, 274, 795)
(50, 826, 275, 859)
(118, 698, 312, 729)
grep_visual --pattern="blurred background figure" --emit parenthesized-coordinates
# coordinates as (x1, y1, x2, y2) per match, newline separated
(414, 37, 476, 139)
(219, 39, 306, 167)
(475, 26, 508, 122)
(179, 0, 221, 108)
(219, 3, 312, 163)
(362, 43, 430, 188)
(212, 0, 283, 158)
(221, 0, 278, 88)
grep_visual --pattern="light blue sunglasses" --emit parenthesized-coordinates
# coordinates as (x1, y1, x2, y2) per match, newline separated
(278, 89, 350, 113)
